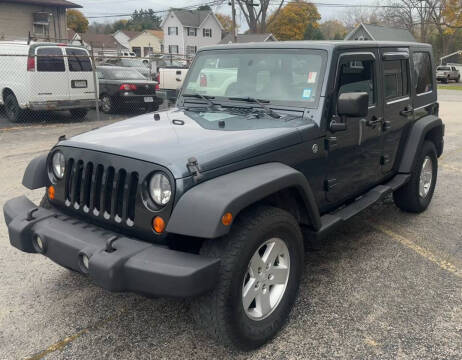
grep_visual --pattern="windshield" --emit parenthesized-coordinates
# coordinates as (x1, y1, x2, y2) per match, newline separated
(437, 66, 451, 71)
(182, 49, 326, 107)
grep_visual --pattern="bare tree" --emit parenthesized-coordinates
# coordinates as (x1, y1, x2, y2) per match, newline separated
(236, 0, 285, 33)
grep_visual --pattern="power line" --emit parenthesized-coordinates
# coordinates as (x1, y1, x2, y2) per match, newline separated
(86, 0, 225, 19)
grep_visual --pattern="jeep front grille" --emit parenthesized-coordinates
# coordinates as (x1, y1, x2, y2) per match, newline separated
(64, 158, 139, 226)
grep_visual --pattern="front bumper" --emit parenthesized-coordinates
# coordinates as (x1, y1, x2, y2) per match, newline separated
(3, 196, 219, 297)
(29, 99, 96, 111)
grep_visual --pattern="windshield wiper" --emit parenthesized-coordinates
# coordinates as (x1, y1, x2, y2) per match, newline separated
(182, 93, 221, 110)
(228, 97, 281, 119)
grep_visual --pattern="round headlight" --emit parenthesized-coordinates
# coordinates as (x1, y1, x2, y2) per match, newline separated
(149, 173, 172, 206)
(51, 151, 65, 180)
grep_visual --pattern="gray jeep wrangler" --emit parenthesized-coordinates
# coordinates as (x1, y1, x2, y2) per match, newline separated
(3, 41, 444, 350)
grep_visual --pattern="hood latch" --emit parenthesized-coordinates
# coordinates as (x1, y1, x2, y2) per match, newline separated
(187, 157, 202, 182)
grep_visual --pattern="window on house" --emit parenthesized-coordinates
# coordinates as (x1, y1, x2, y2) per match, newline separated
(203, 28, 212, 37)
(383, 59, 409, 100)
(187, 27, 197, 36)
(168, 45, 179, 54)
(36, 47, 65, 72)
(168, 27, 178, 36)
(132, 47, 141, 57)
(143, 47, 153, 56)
(413, 52, 433, 94)
(160, 44, 164, 53)
(33, 12, 50, 37)
(186, 46, 197, 55)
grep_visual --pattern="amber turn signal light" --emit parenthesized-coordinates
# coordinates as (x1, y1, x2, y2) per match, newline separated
(152, 216, 166, 234)
(47, 185, 55, 200)
(221, 212, 233, 226)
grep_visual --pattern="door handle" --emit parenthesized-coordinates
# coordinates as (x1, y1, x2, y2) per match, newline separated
(382, 120, 392, 131)
(366, 116, 383, 128)
(400, 106, 413, 116)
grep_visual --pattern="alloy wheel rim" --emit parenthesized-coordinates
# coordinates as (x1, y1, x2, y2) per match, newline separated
(101, 96, 111, 112)
(419, 156, 433, 198)
(242, 238, 290, 321)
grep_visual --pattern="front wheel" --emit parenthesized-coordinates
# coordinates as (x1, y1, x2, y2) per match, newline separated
(393, 140, 438, 213)
(191, 206, 304, 350)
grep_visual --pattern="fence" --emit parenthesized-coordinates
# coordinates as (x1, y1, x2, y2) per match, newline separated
(0, 45, 191, 124)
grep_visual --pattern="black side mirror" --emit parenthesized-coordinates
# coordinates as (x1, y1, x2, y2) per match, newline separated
(337, 92, 369, 118)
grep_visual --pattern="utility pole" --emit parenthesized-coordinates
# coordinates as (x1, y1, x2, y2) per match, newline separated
(231, 0, 237, 43)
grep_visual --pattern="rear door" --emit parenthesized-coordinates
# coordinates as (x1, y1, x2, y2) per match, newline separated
(380, 48, 412, 174)
(65, 47, 96, 102)
(31, 46, 68, 102)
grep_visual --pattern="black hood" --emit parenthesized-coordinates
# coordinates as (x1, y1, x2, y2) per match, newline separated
(60, 108, 308, 179)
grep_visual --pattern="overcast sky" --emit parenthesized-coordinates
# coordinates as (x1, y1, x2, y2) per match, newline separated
(72, 0, 377, 28)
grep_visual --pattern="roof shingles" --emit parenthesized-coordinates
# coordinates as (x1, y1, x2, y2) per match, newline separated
(1, 0, 81, 8)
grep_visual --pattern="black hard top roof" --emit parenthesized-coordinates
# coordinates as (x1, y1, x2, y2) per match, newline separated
(200, 40, 432, 52)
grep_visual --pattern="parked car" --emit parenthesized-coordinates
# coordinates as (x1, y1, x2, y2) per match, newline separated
(4, 41, 444, 350)
(96, 66, 162, 113)
(0, 41, 96, 122)
(436, 65, 460, 83)
(101, 57, 154, 79)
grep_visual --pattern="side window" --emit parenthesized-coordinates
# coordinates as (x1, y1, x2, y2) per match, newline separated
(383, 60, 409, 100)
(413, 52, 433, 94)
(36, 47, 65, 72)
(66, 48, 92, 72)
(338, 59, 375, 106)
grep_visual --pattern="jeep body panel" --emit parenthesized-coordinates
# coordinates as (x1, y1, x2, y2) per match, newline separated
(166, 162, 321, 238)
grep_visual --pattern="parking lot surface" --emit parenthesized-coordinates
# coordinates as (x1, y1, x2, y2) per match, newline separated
(0, 91, 461, 359)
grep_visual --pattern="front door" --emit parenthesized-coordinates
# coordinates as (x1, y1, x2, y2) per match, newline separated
(325, 51, 384, 204)
(380, 48, 413, 174)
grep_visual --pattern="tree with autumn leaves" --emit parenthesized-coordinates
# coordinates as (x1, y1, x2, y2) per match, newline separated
(267, 1, 321, 41)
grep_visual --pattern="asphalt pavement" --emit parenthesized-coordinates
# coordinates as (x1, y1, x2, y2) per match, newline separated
(0, 90, 460, 359)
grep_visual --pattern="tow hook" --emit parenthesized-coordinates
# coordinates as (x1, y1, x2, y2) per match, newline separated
(26, 207, 39, 221)
(105, 235, 118, 253)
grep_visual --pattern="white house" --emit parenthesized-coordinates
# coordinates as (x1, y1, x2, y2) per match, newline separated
(161, 9, 223, 56)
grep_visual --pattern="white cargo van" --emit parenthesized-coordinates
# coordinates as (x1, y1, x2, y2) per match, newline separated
(0, 42, 97, 122)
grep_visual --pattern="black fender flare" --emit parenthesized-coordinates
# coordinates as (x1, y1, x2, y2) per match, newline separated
(166, 162, 322, 239)
(399, 115, 443, 173)
(22, 153, 49, 190)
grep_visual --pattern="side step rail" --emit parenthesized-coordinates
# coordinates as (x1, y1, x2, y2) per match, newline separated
(305, 174, 409, 242)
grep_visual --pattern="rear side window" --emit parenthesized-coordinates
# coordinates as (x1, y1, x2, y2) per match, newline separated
(413, 52, 433, 94)
(67, 48, 92, 72)
(36, 47, 65, 72)
(384, 60, 409, 100)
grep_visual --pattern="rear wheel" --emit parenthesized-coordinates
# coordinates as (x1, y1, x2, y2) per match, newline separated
(69, 108, 88, 119)
(191, 206, 304, 350)
(4, 92, 25, 123)
(100, 94, 115, 113)
(393, 140, 438, 213)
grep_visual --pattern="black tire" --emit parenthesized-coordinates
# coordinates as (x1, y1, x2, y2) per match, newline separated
(457, 75, 460, 83)
(4, 92, 25, 123)
(191, 206, 304, 350)
(100, 94, 115, 114)
(393, 140, 438, 213)
(69, 108, 88, 119)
